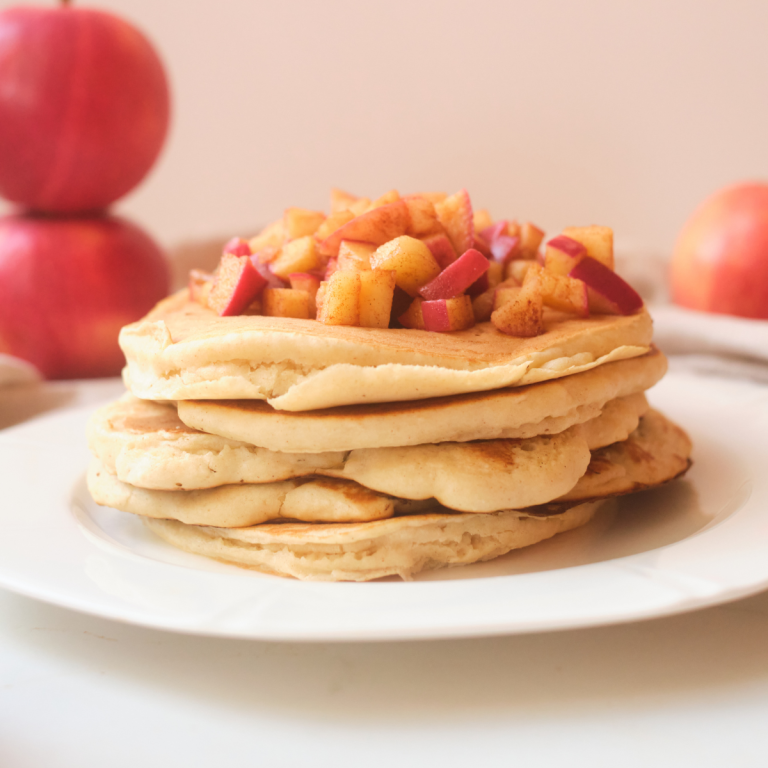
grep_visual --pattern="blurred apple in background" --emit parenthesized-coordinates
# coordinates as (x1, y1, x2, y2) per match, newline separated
(670, 182, 768, 319)
(0, 213, 169, 378)
(0, 4, 170, 212)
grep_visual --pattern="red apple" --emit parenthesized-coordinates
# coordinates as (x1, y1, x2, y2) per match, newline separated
(223, 237, 252, 257)
(544, 235, 587, 275)
(419, 248, 489, 301)
(670, 182, 768, 319)
(0, 6, 170, 212)
(0, 212, 169, 378)
(569, 256, 643, 315)
(421, 233, 458, 269)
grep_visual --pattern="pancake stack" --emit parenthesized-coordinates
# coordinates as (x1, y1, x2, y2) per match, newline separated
(87, 287, 692, 581)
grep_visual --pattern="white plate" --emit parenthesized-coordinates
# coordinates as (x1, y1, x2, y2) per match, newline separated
(0, 371, 766, 641)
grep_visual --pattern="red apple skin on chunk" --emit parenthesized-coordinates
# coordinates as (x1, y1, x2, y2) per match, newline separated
(223, 237, 251, 257)
(562, 225, 614, 271)
(435, 189, 474, 256)
(249, 256, 285, 289)
(670, 183, 768, 319)
(318, 200, 410, 257)
(491, 272, 544, 337)
(0, 7, 170, 212)
(569, 257, 643, 315)
(419, 248, 489, 301)
(421, 233, 458, 269)
(209, 253, 267, 317)
(0, 213, 169, 378)
(422, 296, 475, 332)
(544, 235, 588, 276)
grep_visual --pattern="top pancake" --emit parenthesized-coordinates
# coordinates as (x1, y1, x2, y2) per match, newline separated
(120, 291, 653, 410)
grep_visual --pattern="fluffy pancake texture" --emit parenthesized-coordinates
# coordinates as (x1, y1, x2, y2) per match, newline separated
(176, 348, 666, 452)
(119, 291, 653, 409)
(87, 392, 649, 511)
(144, 502, 600, 582)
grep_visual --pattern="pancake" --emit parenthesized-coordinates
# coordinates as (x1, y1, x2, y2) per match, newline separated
(87, 462, 402, 527)
(137, 409, 692, 581)
(177, 347, 666, 452)
(119, 291, 653, 409)
(88, 393, 649, 510)
(144, 502, 601, 582)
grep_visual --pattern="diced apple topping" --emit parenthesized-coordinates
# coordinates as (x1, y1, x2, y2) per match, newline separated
(190, 187, 643, 334)
(404, 196, 442, 237)
(284, 208, 326, 240)
(330, 188, 360, 214)
(223, 237, 251, 257)
(319, 200, 411, 258)
(569, 256, 643, 315)
(248, 218, 284, 252)
(421, 233, 457, 269)
(315, 210, 355, 241)
(398, 297, 426, 329)
(263, 288, 311, 319)
(524, 263, 589, 317)
(337, 240, 375, 271)
(435, 189, 474, 256)
(370, 235, 441, 296)
(317, 270, 360, 325)
(544, 234, 588, 276)
(422, 295, 475, 332)
(491, 270, 544, 337)
(208, 253, 267, 316)
(519, 222, 545, 259)
(419, 248, 489, 301)
(270, 235, 321, 280)
(561, 225, 614, 271)
(359, 269, 396, 328)
(289, 272, 321, 316)
(473, 209, 493, 232)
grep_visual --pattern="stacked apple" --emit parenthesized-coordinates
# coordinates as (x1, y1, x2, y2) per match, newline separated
(0, 5, 170, 378)
(193, 188, 643, 335)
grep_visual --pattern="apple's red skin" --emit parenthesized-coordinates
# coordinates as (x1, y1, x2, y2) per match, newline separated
(670, 183, 768, 319)
(0, 6, 170, 212)
(0, 213, 169, 378)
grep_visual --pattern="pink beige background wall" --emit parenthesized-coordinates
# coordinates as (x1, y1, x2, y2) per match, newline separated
(2, 0, 767, 258)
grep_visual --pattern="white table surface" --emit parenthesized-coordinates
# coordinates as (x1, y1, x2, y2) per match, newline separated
(2, 378, 768, 768)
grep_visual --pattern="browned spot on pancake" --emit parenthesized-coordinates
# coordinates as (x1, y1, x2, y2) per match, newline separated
(624, 439, 654, 464)
(307, 476, 384, 502)
(463, 440, 520, 466)
(118, 414, 198, 435)
(583, 455, 614, 477)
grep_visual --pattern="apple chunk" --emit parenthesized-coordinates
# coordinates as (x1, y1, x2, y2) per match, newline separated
(270, 235, 321, 279)
(283, 208, 326, 240)
(562, 225, 614, 270)
(544, 234, 588, 276)
(370, 235, 441, 296)
(318, 200, 410, 257)
(569, 257, 643, 315)
(337, 240, 375, 271)
(421, 233, 457, 269)
(289, 272, 321, 316)
(418, 248, 489, 301)
(208, 253, 267, 316)
(398, 297, 426, 329)
(223, 237, 251, 257)
(525, 263, 589, 317)
(359, 269, 396, 328)
(491, 271, 544, 336)
(435, 189, 474, 255)
(263, 288, 311, 319)
(421, 295, 475, 332)
(317, 270, 361, 325)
